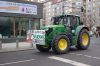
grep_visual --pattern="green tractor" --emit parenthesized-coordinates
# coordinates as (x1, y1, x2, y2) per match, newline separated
(32, 15, 90, 54)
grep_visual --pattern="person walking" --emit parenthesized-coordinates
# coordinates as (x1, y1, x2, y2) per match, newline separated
(95, 29, 99, 38)
(98, 29, 100, 37)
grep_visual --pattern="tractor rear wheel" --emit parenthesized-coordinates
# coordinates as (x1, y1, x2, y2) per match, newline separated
(76, 29, 90, 50)
(52, 35, 70, 54)
(36, 45, 51, 52)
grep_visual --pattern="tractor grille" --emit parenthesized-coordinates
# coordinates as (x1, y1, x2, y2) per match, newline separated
(46, 28, 53, 35)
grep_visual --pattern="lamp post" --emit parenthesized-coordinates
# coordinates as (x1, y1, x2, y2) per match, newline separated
(0, 34, 2, 50)
(62, 0, 65, 15)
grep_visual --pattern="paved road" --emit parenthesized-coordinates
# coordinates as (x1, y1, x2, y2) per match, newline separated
(0, 37, 100, 66)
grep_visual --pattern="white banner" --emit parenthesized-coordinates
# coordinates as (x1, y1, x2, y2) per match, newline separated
(0, 1, 37, 15)
(32, 30, 45, 45)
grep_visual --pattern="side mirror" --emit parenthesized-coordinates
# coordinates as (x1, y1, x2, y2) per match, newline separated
(64, 24, 67, 27)
(64, 24, 70, 27)
(80, 22, 83, 25)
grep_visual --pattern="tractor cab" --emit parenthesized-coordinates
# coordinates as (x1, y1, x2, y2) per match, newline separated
(51, 15, 81, 30)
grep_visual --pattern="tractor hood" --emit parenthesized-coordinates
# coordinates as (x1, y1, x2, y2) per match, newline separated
(41, 25, 67, 36)
(45, 25, 64, 28)
(42, 25, 64, 30)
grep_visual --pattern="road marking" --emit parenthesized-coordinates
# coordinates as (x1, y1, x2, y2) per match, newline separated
(92, 57, 100, 60)
(69, 53, 76, 54)
(70, 53, 100, 60)
(84, 55, 92, 58)
(0, 59, 35, 66)
(75, 54, 83, 56)
(48, 56, 91, 66)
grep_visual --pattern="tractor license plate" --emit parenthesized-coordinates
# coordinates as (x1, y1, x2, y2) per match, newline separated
(32, 30, 45, 45)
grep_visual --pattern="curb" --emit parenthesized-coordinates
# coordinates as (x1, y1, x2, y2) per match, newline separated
(0, 48, 34, 53)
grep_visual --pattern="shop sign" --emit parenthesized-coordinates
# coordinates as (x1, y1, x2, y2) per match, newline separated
(0, 1, 37, 15)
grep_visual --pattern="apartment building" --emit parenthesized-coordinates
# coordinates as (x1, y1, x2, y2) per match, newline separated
(43, 1, 52, 25)
(26, 0, 100, 27)
(24, 0, 45, 3)
(92, 0, 100, 27)
(84, 0, 100, 28)
(25, 0, 84, 25)
(42, 0, 83, 25)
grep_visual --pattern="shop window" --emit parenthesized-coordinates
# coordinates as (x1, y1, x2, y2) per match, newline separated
(0, 17, 40, 38)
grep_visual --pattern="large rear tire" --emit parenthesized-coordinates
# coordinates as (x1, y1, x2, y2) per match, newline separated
(52, 35, 70, 54)
(36, 45, 51, 52)
(76, 29, 90, 50)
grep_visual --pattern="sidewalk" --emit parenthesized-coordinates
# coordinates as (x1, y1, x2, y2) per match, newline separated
(0, 37, 99, 53)
(0, 42, 35, 52)
(90, 37, 100, 44)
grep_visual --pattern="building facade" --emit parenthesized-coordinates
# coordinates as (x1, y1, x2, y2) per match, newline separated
(92, 0, 100, 27)
(26, 0, 100, 27)
(42, 0, 83, 25)
(0, 0, 43, 38)
(85, 0, 100, 28)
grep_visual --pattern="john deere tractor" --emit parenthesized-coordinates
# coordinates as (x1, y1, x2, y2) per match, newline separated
(32, 15, 90, 54)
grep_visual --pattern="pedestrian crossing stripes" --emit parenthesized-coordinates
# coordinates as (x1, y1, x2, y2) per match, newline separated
(48, 56, 91, 66)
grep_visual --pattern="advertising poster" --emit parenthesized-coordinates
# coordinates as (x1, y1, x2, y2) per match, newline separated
(0, 1, 37, 15)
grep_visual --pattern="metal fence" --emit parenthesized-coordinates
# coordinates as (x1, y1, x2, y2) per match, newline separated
(0, 35, 34, 51)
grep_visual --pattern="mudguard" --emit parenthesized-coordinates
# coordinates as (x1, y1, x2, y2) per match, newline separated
(74, 25, 86, 44)
(75, 25, 85, 36)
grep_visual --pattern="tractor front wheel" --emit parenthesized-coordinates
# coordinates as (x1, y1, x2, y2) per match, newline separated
(52, 35, 70, 54)
(36, 45, 51, 52)
(76, 29, 90, 50)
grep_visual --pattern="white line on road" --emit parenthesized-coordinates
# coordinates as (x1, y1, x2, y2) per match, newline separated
(70, 53, 100, 60)
(0, 59, 35, 66)
(84, 55, 92, 58)
(74, 53, 83, 56)
(92, 57, 100, 60)
(48, 56, 91, 66)
(69, 53, 76, 54)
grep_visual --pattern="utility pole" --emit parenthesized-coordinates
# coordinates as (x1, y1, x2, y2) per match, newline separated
(62, 0, 65, 15)
(81, 0, 86, 25)
(13, 17, 16, 38)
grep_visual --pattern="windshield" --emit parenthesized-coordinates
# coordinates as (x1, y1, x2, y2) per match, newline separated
(51, 17, 64, 25)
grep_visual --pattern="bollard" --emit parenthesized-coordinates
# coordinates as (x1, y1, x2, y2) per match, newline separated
(0, 34, 2, 50)
(0, 40, 2, 50)
(16, 37, 19, 48)
(31, 41, 33, 48)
